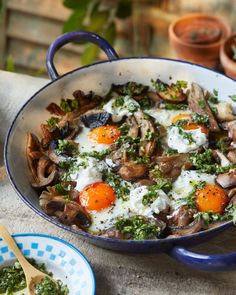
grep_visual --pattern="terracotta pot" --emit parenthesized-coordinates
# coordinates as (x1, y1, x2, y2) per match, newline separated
(220, 33, 236, 79)
(169, 13, 231, 69)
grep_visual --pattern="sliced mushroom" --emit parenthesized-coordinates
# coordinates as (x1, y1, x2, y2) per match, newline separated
(126, 116, 139, 138)
(32, 157, 57, 188)
(216, 169, 236, 188)
(227, 150, 236, 163)
(101, 227, 130, 239)
(80, 110, 111, 129)
(227, 120, 236, 142)
(170, 217, 204, 236)
(109, 82, 148, 98)
(46, 102, 65, 116)
(39, 188, 91, 229)
(136, 179, 156, 187)
(147, 91, 161, 104)
(134, 110, 156, 157)
(154, 154, 192, 180)
(118, 160, 148, 181)
(169, 206, 195, 227)
(213, 149, 231, 167)
(188, 83, 220, 132)
(26, 133, 44, 181)
(228, 187, 236, 199)
(155, 79, 186, 102)
(57, 202, 91, 229)
(39, 191, 65, 215)
(214, 102, 236, 122)
(72, 89, 102, 114)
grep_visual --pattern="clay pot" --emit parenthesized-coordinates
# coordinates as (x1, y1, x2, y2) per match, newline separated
(220, 33, 236, 79)
(169, 14, 231, 69)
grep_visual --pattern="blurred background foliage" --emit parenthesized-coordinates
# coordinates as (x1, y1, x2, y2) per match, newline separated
(62, 0, 132, 65)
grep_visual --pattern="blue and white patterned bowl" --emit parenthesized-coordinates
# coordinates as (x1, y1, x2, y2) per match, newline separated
(0, 233, 95, 295)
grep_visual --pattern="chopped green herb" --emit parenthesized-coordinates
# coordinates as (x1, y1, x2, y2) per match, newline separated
(142, 181, 172, 206)
(113, 96, 124, 108)
(151, 78, 167, 92)
(175, 80, 188, 90)
(60, 98, 79, 112)
(210, 105, 218, 114)
(208, 95, 218, 104)
(162, 103, 188, 110)
(190, 149, 236, 174)
(181, 181, 206, 208)
(115, 215, 160, 240)
(198, 99, 207, 109)
(118, 123, 130, 135)
(79, 149, 109, 160)
(56, 139, 77, 155)
(191, 113, 209, 124)
(103, 170, 130, 201)
(0, 259, 68, 295)
(55, 183, 70, 195)
(178, 127, 195, 144)
(213, 89, 218, 97)
(47, 117, 59, 128)
(34, 276, 69, 295)
(174, 119, 188, 128)
(139, 96, 151, 109)
(229, 94, 236, 102)
(164, 148, 178, 156)
(216, 139, 227, 153)
(134, 156, 150, 164)
(145, 130, 155, 140)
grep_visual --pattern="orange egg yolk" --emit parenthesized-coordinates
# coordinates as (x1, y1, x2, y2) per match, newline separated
(79, 182, 116, 211)
(88, 125, 121, 144)
(171, 114, 191, 124)
(183, 123, 208, 134)
(195, 184, 228, 214)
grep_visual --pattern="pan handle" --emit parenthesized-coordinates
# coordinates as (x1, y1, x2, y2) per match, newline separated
(169, 246, 236, 271)
(46, 30, 119, 80)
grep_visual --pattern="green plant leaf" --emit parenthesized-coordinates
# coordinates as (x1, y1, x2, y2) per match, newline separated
(63, 8, 87, 33)
(80, 44, 99, 65)
(104, 22, 116, 45)
(63, 0, 89, 10)
(85, 5, 110, 32)
(6, 55, 15, 72)
(116, 0, 132, 19)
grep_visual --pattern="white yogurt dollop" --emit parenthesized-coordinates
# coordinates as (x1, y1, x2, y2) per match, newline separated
(167, 126, 207, 153)
(70, 157, 105, 192)
(103, 95, 140, 122)
(129, 186, 170, 217)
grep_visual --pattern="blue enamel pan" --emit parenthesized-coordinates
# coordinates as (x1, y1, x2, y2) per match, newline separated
(5, 30, 236, 271)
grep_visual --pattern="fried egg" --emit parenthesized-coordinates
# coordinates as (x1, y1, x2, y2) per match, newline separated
(75, 125, 120, 152)
(170, 170, 215, 209)
(145, 108, 191, 127)
(167, 125, 208, 153)
(78, 181, 131, 232)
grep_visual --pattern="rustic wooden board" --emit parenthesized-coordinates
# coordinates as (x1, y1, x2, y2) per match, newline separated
(7, 0, 71, 21)
(7, 38, 83, 76)
(7, 10, 83, 54)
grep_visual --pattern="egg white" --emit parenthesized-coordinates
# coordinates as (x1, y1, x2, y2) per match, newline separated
(167, 126, 208, 153)
(145, 108, 191, 127)
(169, 170, 215, 209)
(88, 197, 131, 233)
(74, 126, 110, 152)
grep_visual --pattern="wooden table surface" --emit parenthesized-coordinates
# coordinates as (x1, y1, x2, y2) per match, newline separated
(0, 70, 236, 295)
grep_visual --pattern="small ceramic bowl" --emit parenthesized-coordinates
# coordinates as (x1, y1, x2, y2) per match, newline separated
(0, 233, 95, 295)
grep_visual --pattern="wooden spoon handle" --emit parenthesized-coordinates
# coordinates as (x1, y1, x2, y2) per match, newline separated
(0, 224, 32, 272)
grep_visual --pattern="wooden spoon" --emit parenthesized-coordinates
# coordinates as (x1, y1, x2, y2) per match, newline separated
(0, 224, 57, 294)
